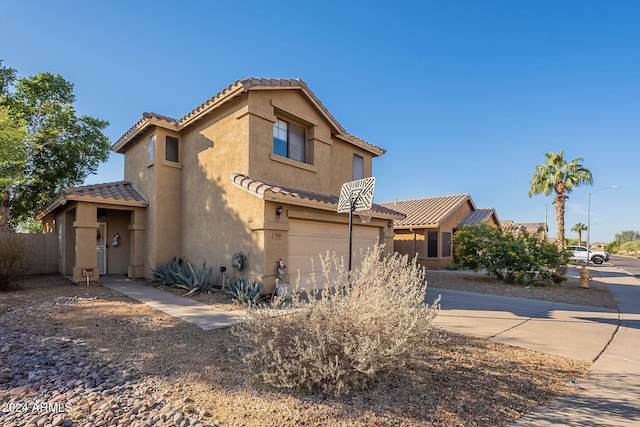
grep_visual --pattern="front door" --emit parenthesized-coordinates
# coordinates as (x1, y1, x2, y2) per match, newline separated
(97, 222, 107, 275)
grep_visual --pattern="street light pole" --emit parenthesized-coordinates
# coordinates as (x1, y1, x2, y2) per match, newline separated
(586, 185, 621, 265)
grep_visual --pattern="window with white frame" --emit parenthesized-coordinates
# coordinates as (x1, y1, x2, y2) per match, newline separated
(273, 118, 306, 163)
(148, 135, 155, 162)
(353, 154, 364, 180)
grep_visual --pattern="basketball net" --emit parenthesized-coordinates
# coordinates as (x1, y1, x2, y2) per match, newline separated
(356, 209, 374, 224)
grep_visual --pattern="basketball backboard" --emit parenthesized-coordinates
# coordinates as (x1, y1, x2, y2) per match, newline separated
(337, 177, 375, 213)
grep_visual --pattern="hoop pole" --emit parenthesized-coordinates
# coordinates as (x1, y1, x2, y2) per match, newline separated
(348, 200, 354, 273)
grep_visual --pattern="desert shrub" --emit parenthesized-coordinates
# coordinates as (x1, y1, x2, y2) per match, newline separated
(232, 244, 440, 396)
(151, 257, 213, 294)
(0, 233, 33, 291)
(454, 224, 568, 284)
(619, 240, 640, 256)
(445, 261, 460, 270)
(227, 277, 264, 305)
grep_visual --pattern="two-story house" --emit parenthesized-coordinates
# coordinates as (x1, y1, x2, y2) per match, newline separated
(38, 78, 403, 290)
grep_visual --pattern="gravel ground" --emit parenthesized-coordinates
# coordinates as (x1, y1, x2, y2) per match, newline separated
(425, 269, 618, 309)
(0, 272, 606, 426)
(1, 291, 217, 427)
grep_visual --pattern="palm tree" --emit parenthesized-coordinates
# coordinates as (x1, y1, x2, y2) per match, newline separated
(571, 222, 588, 246)
(529, 150, 593, 249)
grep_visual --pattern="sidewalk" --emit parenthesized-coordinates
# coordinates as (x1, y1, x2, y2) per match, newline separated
(100, 276, 245, 331)
(425, 284, 619, 363)
(508, 265, 640, 426)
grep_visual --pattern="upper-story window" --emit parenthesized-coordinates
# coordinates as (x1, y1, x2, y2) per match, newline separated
(148, 135, 155, 163)
(273, 118, 306, 163)
(353, 154, 364, 180)
(166, 136, 179, 162)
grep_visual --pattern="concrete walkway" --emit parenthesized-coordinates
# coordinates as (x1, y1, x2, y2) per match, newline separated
(100, 276, 245, 331)
(425, 266, 640, 426)
(507, 266, 640, 426)
(425, 286, 619, 363)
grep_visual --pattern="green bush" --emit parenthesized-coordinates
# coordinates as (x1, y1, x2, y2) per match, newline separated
(226, 277, 264, 305)
(0, 233, 33, 291)
(232, 244, 440, 396)
(619, 240, 640, 256)
(454, 224, 568, 285)
(151, 257, 213, 294)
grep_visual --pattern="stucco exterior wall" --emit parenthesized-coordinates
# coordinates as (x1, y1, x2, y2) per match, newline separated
(177, 95, 262, 285)
(247, 90, 334, 194)
(329, 139, 373, 194)
(393, 202, 475, 269)
(124, 127, 157, 277)
(243, 90, 376, 197)
(63, 210, 75, 274)
(72, 203, 99, 283)
(151, 128, 183, 266)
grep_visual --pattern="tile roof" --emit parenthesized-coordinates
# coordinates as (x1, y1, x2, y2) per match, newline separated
(60, 181, 148, 202)
(461, 208, 497, 226)
(501, 220, 547, 236)
(36, 181, 148, 220)
(500, 220, 524, 234)
(378, 194, 473, 228)
(112, 78, 384, 156)
(520, 222, 547, 235)
(230, 173, 404, 219)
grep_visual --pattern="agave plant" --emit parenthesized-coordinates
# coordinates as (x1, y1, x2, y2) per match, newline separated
(151, 257, 214, 294)
(227, 278, 264, 305)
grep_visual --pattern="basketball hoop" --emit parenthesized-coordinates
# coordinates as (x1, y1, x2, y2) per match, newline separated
(337, 177, 377, 272)
(357, 208, 375, 224)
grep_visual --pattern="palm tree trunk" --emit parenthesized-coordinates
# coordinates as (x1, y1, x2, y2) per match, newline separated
(555, 195, 566, 249)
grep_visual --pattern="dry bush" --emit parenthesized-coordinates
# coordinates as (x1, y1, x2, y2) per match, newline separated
(0, 233, 33, 290)
(233, 244, 440, 396)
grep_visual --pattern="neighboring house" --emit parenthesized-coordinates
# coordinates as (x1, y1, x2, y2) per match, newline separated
(379, 194, 499, 269)
(501, 220, 548, 240)
(37, 78, 403, 290)
(590, 242, 608, 251)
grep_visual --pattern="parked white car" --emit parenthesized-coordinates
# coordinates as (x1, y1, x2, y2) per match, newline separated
(566, 245, 610, 265)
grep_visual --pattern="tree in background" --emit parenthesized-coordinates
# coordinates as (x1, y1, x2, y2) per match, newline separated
(0, 106, 27, 228)
(528, 150, 593, 249)
(0, 60, 110, 228)
(609, 230, 640, 256)
(571, 222, 588, 246)
(615, 230, 640, 245)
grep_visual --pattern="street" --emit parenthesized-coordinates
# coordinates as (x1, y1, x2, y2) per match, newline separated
(608, 254, 640, 277)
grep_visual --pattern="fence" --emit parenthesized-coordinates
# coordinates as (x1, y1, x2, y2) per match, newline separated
(0, 231, 58, 275)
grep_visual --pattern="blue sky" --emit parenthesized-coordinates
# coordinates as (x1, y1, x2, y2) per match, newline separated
(1, 1, 638, 243)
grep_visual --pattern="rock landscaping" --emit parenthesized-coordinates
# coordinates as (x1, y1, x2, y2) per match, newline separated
(1, 297, 217, 427)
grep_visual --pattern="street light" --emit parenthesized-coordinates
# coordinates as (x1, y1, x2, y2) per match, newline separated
(586, 185, 621, 265)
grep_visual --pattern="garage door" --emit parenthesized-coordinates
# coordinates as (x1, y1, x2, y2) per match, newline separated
(288, 219, 380, 288)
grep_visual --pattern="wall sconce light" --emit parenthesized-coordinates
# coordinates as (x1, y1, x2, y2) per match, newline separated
(276, 206, 283, 217)
(388, 221, 394, 229)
